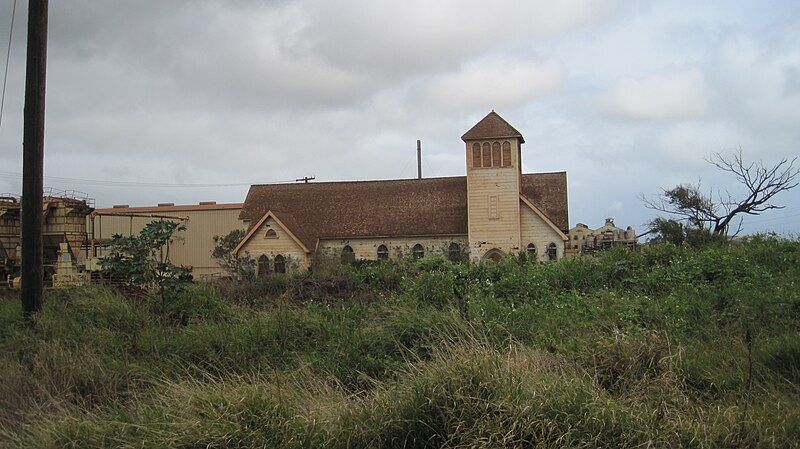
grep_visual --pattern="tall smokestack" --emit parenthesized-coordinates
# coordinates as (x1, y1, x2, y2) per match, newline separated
(417, 139, 422, 179)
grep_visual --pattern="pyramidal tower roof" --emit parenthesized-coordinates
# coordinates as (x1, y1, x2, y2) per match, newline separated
(461, 110, 525, 143)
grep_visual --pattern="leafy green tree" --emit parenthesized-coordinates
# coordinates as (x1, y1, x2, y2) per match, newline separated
(646, 217, 727, 247)
(101, 220, 193, 295)
(211, 229, 255, 279)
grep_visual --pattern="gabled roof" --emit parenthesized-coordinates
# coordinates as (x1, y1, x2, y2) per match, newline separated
(233, 210, 310, 255)
(520, 195, 568, 241)
(519, 172, 568, 232)
(240, 173, 568, 249)
(461, 111, 525, 143)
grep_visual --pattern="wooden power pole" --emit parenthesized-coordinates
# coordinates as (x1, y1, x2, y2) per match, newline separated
(20, 0, 48, 318)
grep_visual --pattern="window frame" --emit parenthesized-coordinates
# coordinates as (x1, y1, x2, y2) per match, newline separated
(501, 141, 511, 167)
(546, 243, 558, 261)
(341, 245, 355, 265)
(273, 254, 286, 273)
(377, 244, 389, 260)
(412, 243, 424, 259)
(481, 142, 491, 168)
(257, 255, 270, 277)
(447, 242, 461, 262)
(526, 243, 537, 260)
(491, 142, 501, 167)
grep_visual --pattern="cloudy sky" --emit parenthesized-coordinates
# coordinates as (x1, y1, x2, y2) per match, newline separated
(0, 0, 798, 235)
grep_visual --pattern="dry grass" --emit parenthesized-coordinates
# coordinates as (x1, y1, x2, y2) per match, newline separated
(1, 237, 798, 447)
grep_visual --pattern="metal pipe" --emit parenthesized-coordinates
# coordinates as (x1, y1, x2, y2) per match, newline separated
(416, 139, 422, 179)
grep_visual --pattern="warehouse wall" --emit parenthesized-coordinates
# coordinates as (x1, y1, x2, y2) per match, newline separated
(90, 205, 246, 278)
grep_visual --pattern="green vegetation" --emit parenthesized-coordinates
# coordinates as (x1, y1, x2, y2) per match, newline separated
(100, 220, 193, 295)
(1, 236, 799, 448)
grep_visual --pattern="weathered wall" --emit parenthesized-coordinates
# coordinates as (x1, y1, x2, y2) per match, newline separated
(0, 205, 20, 263)
(568, 220, 637, 253)
(520, 201, 565, 261)
(316, 235, 468, 265)
(466, 138, 522, 260)
(43, 199, 92, 267)
(92, 207, 245, 278)
(568, 224, 593, 251)
(236, 215, 309, 273)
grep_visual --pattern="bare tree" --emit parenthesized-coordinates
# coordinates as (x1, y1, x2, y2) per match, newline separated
(642, 151, 799, 236)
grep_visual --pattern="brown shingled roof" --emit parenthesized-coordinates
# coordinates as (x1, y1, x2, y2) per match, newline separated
(240, 173, 568, 249)
(520, 172, 569, 233)
(461, 111, 525, 143)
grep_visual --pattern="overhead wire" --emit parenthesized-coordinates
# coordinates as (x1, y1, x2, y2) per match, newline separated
(0, 170, 297, 188)
(396, 152, 413, 179)
(0, 0, 17, 131)
(741, 211, 800, 225)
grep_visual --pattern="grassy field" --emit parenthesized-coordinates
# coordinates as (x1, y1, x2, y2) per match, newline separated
(1, 236, 799, 448)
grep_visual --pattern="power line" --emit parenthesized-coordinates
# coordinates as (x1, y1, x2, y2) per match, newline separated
(397, 153, 413, 179)
(0, 170, 297, 188)
(742, 211, 800, 225)
(0, 0, 17, 131)
(734, 208, 800, 222)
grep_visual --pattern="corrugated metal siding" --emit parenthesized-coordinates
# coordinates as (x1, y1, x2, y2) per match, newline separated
(90, 209, 246, 277)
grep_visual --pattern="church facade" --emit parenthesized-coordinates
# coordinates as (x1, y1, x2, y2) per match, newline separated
(234, 111, 569, 273)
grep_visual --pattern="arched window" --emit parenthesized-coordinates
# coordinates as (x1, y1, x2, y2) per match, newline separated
(481, 142, 491, 168)
(341, 245, 355, 265)
(526, 243, 537, 259)
(502, 141, 511, 167)
(447, 242, 461, 261)
(547, 243, 558, 261)
(412, 244, 424, 259)
(274, 254, 286, 273)
(265, 229, 277, 238)
(472, 143, 481, 168)
(257, 255, 270, 277)
(491, 142, 501, 167)
(377, 244, 389, 260)
(483, 248, 504, 262)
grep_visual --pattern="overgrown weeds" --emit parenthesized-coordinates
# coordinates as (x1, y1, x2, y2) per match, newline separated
(1, 236, 798, 447)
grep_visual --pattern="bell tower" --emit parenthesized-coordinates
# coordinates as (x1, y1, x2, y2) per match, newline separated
(462, 111, 524, 261)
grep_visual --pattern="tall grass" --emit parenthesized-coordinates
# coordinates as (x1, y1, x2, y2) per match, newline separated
(1, 236, 798, 447)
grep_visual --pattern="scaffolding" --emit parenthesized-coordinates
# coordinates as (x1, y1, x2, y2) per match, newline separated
(0, 189, 95, 287)
(0, 195, 21, 286)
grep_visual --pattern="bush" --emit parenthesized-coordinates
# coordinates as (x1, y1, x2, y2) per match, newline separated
(2, 237, 800, 447)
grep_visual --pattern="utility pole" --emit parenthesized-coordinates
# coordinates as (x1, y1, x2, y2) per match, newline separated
(416, 139, 422, 179)
(21, 0, 48, 319)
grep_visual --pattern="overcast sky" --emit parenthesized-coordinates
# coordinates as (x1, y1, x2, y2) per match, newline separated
(0, 0, 798, 234)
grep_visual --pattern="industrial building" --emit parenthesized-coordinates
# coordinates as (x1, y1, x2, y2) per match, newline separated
(2, 194, 245, 287)
(90, 202, 245, 278)
(1, 189, 94, 286)
(568, 218, 638, 254)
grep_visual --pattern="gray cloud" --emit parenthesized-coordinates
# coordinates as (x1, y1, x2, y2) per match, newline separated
(0, 0, 798, 235)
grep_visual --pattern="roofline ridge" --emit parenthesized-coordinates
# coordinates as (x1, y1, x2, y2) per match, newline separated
(460, 110, 525, 143)
(250, 175, 466, 187)
(521, 170, 567, 175)
(95, 203, 243, 212)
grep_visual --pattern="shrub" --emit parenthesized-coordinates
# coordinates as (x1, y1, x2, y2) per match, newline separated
(100, 220, 193, 298)
(2, 237, 800, 447)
